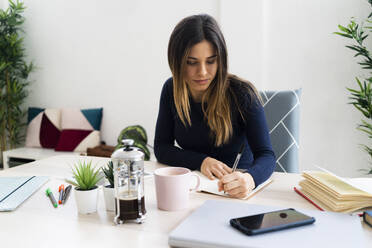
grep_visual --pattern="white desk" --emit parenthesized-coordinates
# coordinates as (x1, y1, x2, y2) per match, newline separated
(0, 155, 371, 247)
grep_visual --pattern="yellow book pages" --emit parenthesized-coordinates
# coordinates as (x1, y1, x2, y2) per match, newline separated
(302, 175, 346, 199)
(302, 174, 371, 200)
(299, 186, 371, 213)
(300, 180, 356, 203)
(302, 171, 372, 198)
(347, 178, 372, 195)
(299, 180, 372, 212)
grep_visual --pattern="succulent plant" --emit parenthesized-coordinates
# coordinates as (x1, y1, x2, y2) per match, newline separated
(67, 160, 102, 190)
(101, 160, 114, 188)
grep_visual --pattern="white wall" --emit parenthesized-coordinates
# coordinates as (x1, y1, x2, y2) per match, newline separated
(19, 0, 371, 177)
(267, 0, 371, 177)
(222, 0, 371, 177)
(220, 1, 263, 87)
(22, 0, 218, 149)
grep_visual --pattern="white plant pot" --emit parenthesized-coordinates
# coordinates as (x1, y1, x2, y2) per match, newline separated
(74, 187, 99, 214)
(103, 185, 115, 212)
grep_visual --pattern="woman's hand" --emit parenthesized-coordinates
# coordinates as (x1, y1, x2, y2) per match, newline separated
(218, 172, 255, 199)
(200, 157, 232, 180)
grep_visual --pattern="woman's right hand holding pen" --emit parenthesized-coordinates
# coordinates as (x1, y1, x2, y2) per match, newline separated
(200, 155, 256, 199)
(218, 172, 255, 198)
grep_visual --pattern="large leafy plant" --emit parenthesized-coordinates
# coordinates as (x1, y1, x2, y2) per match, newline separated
(0, 0, 34, 166)
(68, 160, 103, 190)
(335, 0, 372, 173)
(116, 125, 151, 161)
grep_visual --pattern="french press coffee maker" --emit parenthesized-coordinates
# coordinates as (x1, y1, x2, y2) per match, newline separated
(111, 139, 146, 224)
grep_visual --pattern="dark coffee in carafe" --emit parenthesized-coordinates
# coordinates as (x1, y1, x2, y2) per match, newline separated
(115, 193, 146, 221)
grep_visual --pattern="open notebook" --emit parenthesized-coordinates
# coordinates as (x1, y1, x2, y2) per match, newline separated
(0, 176, 49, 211)
(195, 171, 273, 200)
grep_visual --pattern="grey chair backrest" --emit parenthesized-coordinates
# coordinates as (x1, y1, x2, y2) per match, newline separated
(260, 89, 301, 173)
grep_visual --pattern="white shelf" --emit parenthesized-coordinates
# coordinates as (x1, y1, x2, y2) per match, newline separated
(2, 147, 80, 169)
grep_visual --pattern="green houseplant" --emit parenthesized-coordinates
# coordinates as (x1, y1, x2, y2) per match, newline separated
(335, 0, 372, 173)
(68, 160, 103, 214)
(69, 160, 102, 190)
(101, 160, 115, 211)
(0, 0, 34, 167)
(116, 125, 151, 161)
(102, 160, 114, 187)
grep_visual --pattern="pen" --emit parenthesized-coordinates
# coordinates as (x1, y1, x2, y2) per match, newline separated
(62, 185, 72, 204)
(293, 187, 324, 211)
(46, 188, 58, 208)
(222, 143, 245, 194)
(231, 143, 245, 172)
(58, 184, 64, 204)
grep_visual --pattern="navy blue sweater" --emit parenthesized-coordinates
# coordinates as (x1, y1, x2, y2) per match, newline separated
(154, 78, 276, 186)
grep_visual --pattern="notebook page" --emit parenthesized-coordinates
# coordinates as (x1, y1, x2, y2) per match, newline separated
(195, 171, 272, 199)
(347, 178, 372, 195)
(302, 172, 369, 197)
(315, 166, 372, 196)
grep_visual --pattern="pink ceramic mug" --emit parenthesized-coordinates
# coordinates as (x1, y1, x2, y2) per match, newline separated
(154, 167, 200, 211)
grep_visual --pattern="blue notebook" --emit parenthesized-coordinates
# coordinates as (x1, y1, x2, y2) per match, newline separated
(363, 211, 372, 228)
(0, 176, 49, 211)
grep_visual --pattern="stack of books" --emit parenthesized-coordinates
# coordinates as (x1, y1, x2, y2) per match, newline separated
(298, 169, 372, 213)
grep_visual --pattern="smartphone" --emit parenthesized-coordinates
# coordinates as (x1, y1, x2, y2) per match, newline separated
(230, 208, 315, 236)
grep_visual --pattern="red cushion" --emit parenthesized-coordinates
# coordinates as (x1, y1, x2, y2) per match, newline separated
(54, 108, 102, 152)
(40, 113, 61, 148)
(25, 108, 61, 148)
(55, 130, 92, 151)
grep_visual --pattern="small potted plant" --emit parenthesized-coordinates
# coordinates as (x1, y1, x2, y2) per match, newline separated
(68, 160, 102, 214)
(101, 160, 115, 211)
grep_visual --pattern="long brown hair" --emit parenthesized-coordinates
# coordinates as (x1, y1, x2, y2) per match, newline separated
(168, 14, 261, 146)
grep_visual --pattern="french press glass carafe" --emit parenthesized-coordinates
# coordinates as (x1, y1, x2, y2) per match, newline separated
(111, 139, 146, 224)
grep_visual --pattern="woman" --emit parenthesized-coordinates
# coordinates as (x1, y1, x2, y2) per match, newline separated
(154, 14, 275, 199)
